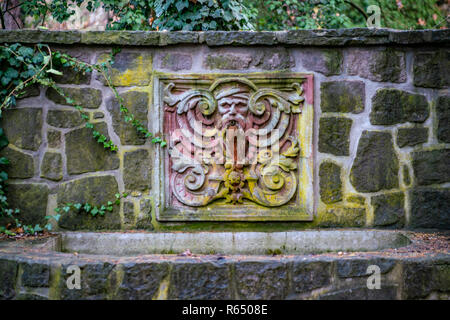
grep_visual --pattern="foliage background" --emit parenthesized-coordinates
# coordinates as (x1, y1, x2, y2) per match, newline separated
(0, 0, 448, 31)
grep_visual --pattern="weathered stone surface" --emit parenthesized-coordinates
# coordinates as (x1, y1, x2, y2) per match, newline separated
(371, 192, 405, 228)
(47, 109, 84, 128)
(350, 131, 399, 193)
(65, 123, 119, 175)
(97, 52, 152, 86)
(319, 161, 342, 204)
(47, 129, 61, 148)
(1, 29, 449, 46)
(397, 127, 428, 148)
(52, 50, 91, 84)
(17, 84, 40, 99)
(235, 261, 288, 299)
(123, 149, 151, 192)
(412, 149, 450, 186)
(0, 108, 42, 151)
(81, 31, 160, 45)
(0, 30, 81, 44)
(319, 117, 352, 156)
(253, 48, 294, 69)
(46, 87, 102, 109)
(436, 95, 450, 143)
(168, 261, 231, 299)
(432, 262, 450, 293)
(291, 260, 332, 294)
(159, 53, 192, 71)
(205, 31, 277, 46)
(59, 262, 115, 300)
(337, 258, 395, 278)
(300, 49, 342, 76)
(53, 67, 91, 85)
(346, 195, 366, 205)
(413, 50, 450, 88)
(410, 187, 450, 229)
(346, 48, 406, 82)
(106, 91, 148, 145)
(6, 183, 49, 226)
(115, 262, 169, 299)
(57, 176, 121, 230)
(401, 261, 434, 299)
(371, 89, 429, 125)
(93, 112, 104, 119)
(319, 286, 398, 300)
(318, 207, 365, 227)
(204, 52, 252, 70)
(123, 201, 135, 226)
(21, 262, 50, 287)
(204, 47, 293, 70)
(136, 198, 153, 230)
(0, 147, 34, 178)
(40, 152, 63, 181)
(320, 81, 364, 114)
(0, 259, 17, 299)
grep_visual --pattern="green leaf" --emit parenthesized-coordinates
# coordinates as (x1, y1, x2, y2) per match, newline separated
(46, 69, 63, 76)
(91, 207, 99, 216)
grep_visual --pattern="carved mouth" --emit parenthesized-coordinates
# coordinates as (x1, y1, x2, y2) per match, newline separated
(224, 117, 246, 129)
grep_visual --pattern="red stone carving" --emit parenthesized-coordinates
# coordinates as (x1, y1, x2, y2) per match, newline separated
(160, 74, 313, 221)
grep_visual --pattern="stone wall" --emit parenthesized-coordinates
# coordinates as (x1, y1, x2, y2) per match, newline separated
(0, 29, 448, 231)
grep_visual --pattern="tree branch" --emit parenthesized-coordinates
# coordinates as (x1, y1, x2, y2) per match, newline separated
(344, 0, 368, 20)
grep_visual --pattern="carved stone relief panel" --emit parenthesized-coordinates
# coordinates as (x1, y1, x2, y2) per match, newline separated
(155, 73, 314, 221)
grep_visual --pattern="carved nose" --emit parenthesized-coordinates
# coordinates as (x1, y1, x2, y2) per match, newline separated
(229, 103, 237, 115)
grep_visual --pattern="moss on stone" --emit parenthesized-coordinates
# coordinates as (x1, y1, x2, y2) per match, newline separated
(0, 108, 42, 151)
(350, 131, 399, 193)
(319, 161, 342, 204)
(97, 51, 152, 87)
(65, 122, 119, 175)
(0, 146, 34, 179)
(320, 81, 364, 114)
(319, 117, 352, 156)
(57, 175, 121, 230)
(46, 87, 102, 109)
(371, 88, 429, 125)
(371, 192, 405, 228)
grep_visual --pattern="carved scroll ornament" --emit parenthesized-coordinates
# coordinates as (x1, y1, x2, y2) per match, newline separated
(163, 77, 305, 208)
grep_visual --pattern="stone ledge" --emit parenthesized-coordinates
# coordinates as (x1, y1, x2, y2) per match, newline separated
(0, 29, 448, 46)
(0, 231, 448, 300)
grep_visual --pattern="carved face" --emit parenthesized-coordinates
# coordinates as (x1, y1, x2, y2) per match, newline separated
(216, 88, 250, 129)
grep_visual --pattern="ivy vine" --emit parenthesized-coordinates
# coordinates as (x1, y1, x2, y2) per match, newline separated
(0, 43, 165, 236)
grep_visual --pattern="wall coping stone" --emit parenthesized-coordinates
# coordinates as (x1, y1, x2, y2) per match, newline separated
(0, 28, 448, 46)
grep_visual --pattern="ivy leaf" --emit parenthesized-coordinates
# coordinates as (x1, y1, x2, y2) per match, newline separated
(83, 203, 92, 212)
(46, 69, 63, 76)
(91, 207, 99, 216)
(175, 0, 189, 11)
